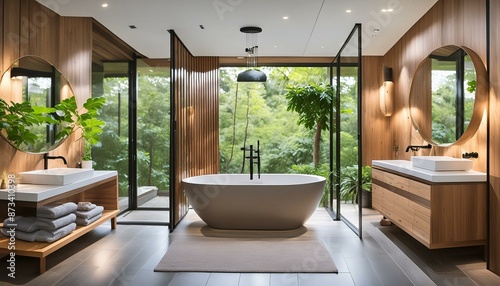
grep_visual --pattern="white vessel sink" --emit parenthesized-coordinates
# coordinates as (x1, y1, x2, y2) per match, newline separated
(411, 156, 473, 171)
(19, 168, 95, 185)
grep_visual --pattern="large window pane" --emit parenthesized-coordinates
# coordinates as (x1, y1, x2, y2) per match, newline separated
(136, 59, 170, 209)
(219, 66, 331, 207)
(92, 62, 130, 211)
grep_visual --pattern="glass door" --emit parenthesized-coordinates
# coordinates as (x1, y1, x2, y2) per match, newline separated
(332, 24, 362, 236)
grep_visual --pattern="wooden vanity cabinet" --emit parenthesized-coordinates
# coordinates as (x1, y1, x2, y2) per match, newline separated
(0, 172, 119, 274)
(372, 167, 486, 249)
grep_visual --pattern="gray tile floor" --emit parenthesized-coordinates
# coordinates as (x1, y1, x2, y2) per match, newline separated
(0, 208, 499, 286)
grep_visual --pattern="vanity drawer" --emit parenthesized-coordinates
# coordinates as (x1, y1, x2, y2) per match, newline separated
(393, 194, 414, 221)
(373, 169, 410, 191)
(372, 184, 383, 210)
(411, 201, 431, 217)
(413, 223, 431, 244)
(391, 211, 413, 233)
(409, 180, 431, 200)
(414, 209, 431, 231)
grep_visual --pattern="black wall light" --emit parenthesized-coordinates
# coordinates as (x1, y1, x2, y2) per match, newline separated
(380, 66, 394, 116)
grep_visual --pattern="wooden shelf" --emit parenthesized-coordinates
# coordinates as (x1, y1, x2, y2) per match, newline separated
(0, 174, 119, 273)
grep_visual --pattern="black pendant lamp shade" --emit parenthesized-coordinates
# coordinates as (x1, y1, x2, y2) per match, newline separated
(237, 26, 266, 82)
(237, 69, 267, 82)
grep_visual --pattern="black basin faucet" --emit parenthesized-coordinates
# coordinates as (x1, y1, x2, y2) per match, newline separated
(405, 144, 432, 152)
(43, 153, 67, 169)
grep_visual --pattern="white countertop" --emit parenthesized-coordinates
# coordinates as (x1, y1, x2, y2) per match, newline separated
(0, 170, 117, 202)
(372, 160, 487, 183)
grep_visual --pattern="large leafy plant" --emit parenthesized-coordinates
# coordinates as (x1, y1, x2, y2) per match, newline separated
(0, 99, 57, 147)
(0, 97, 105, 150)
(285, 83, 334, 168)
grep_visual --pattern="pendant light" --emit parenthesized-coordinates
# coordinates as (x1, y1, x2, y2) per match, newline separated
(237, 26, 267, 82)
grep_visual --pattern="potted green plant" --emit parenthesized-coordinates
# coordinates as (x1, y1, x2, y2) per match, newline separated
(39, 96, 105, 168)
(52, 96, 106, 169)
(360, 166, 373, 208)
(339, 165, 372, 207)
(81, 141, 93, 169)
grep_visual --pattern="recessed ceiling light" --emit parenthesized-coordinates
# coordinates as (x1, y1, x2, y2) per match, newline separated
(381, 8, 393, 12)
(129, 25, 137, 29)
(374, 28, 380, 32)
(346, 9, 352, 13)
(283, 16, 289, 20)
(274, 45, 277, 48)
(102, 3, 108, 8)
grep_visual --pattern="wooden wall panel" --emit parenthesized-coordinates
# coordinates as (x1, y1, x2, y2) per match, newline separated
(383, 0, 487, 172)
(381, 0, 499, 275)
(170, 31, 219, 228)
(489, 0, 500, 276)
(56, 17, 93, 169)
(1, 0, 93, 174)
(361, 56, 392, 165)
(26, 0, 59, 63)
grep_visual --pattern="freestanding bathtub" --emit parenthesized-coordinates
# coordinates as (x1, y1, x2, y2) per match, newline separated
(182, 174, 326, 230)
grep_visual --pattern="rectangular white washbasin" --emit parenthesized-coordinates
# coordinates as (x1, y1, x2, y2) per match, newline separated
(411, 156, 473, 171)
(19, 168, 95, 185)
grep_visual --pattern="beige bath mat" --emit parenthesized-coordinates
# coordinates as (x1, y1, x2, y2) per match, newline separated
(154, 238, 337, 273)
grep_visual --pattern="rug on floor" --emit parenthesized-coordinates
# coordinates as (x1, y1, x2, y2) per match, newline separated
(154, 238, 338, 273)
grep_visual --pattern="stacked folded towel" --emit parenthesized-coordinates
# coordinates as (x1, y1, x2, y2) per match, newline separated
(74, 202, 104, 226)
(37, 202, 78, 219)
(1, 202, 78, 243)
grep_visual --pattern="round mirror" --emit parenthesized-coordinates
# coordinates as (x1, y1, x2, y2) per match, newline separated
(409, 45, 487, 146)
(0, 56, 76, 153)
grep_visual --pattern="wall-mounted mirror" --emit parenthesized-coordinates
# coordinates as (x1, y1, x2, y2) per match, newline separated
(0, 56, 75, 153)
(409, 45, 487, 146)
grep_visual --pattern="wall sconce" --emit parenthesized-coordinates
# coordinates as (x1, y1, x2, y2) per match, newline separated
(380, 66, 394, 116)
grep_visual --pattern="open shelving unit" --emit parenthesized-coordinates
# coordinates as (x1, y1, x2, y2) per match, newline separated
(0, 172, 119, 273)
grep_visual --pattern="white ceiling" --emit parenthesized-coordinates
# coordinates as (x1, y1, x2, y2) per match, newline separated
(38, 0, 437, 59)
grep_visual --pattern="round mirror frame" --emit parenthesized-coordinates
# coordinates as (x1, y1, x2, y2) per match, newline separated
(409, 46, 487, 146)
(0, 55, 76, 153)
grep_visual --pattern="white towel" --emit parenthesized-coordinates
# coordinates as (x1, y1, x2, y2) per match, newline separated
(75, 213, 102, 226)
(77, 202, 96, 211)
(2, 214, 76, 232)
(2, 216, 38, 232)
(37, 202, 78, 219)
(74, 206, 104, 219)
(1, 223, 76, 243)
(36, 213, 76, 231)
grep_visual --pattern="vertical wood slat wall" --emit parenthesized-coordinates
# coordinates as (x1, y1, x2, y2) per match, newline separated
(0, 0, 93, 174)
(378, 0, 500, 275)
(489, 0, 500, 275)
(381, 0, 487, 172)
(170, 31, 219, 228)
(361, 56, 392, 165)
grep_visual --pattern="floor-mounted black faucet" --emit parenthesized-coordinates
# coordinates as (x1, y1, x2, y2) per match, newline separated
(241, 141, 261, 180)
(43, 153, 67, 169)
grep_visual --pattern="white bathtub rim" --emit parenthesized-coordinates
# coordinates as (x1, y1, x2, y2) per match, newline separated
(182, 173, 326, 186)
